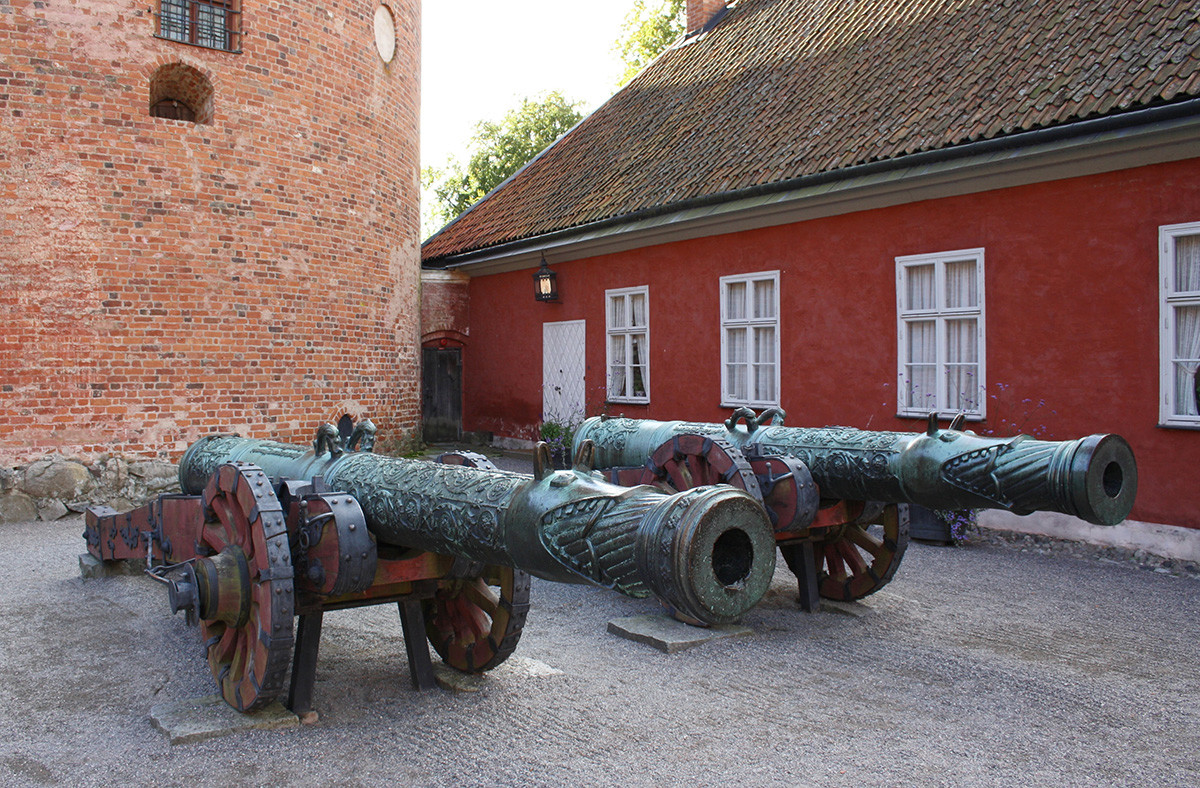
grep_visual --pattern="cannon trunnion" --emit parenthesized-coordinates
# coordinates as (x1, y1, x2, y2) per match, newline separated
(84, 425, 777, 713)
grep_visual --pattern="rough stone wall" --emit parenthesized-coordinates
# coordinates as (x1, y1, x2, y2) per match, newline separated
(0, 0, 422, 520)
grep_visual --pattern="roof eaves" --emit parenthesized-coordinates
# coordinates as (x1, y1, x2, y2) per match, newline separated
(423, 96, 1200, 269)
(421, 99, 603, 256)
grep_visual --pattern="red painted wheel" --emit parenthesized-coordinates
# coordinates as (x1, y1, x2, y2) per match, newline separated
(424, 565, 530, 673)
(781, 504, 909, 601)
(196, 463, 295, 711)
(645, 434, 762, 500)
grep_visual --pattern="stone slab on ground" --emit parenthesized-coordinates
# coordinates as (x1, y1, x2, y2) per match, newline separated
(818, 599, 874, 618)
(434, 656, 564, 693)
(607, 614, 753, 653)
(149, 695, 297, 745)
(78, 553, 144, 579)
(979, 510, 1200, 563)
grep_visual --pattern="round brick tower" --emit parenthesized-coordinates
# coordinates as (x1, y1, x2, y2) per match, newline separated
(0, 1, 421, 475)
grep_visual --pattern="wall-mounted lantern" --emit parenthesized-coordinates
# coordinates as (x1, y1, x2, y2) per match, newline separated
(533, 255, 559, 302)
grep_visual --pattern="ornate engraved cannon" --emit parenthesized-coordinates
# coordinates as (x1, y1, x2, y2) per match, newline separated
(84, 421, 776, 713)
(574, 408, 1137, 608)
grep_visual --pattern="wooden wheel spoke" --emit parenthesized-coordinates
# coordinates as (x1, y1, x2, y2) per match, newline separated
(455, 602, 491, 644)
(836, 539, 869, 576)
(822, 543, 847, 581)
(670, 461, 696, 490)
(463, 580, 500, 617)
(207, 624, 237, 663)
(698, 459, 722, 485)
(200, 522, 231, 552)
(845, 524, 884, 557)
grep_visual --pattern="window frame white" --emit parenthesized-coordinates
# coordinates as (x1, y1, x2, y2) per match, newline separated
(719, 270, 781, 409)
(895, 248, 986, 419)
(605, 286, 650, 404)
(1159, 221, 1200, 428)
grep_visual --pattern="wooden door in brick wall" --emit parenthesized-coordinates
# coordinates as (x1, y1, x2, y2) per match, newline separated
(422, 347, 462, 443)
(542, 320, 586, 426)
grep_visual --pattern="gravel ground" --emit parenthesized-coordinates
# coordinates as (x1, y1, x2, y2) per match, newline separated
(1, 450, 1197, 787)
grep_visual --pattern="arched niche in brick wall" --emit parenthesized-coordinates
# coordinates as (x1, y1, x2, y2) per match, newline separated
(422, 330, 468, 349)
(149, 62, 214, 124)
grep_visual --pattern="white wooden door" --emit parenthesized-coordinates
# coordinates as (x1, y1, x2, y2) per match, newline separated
(542, 319, 586, 424)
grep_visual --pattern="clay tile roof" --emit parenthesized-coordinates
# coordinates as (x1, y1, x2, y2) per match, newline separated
(422, 0, 1200, 264)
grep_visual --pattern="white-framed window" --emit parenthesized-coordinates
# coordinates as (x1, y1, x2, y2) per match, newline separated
(896, 249, 985, 418)
(1160, 222, 1200, 427)
(720, 271, 780, 407)
(606, 286, 649, 403)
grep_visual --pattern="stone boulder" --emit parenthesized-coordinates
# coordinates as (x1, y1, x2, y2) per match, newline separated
(0, 492, 38, 524)
(23, 458, 95, 500)
(37, 498, 69, 522)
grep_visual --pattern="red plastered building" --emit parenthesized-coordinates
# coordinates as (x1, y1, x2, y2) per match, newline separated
(421, 0, 1200, 533)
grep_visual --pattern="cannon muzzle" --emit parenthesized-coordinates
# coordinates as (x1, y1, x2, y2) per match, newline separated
(178, 435, 776, 624)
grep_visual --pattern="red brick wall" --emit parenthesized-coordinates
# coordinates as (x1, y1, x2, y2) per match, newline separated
(0, 0, 422, 463)
(460, 158, 1200, 529)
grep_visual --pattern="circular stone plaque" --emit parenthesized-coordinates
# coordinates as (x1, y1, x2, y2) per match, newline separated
(374, 4, 396, 63)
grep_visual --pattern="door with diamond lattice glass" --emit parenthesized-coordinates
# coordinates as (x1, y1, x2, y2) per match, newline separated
(543, 320, 586, 424)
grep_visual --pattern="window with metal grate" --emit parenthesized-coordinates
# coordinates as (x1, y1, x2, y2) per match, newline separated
(156, 0, 242, 53)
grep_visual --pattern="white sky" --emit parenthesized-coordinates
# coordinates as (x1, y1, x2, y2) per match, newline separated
(420, 1, 641, 168)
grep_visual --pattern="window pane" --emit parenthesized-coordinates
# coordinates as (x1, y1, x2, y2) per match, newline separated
(631, 364, 647, 398)
(726, 328, 746, 363)
(609, 365, 627, 399)
(1174, 304, 1200, 417)
(1175, 363, 1200, 417)
(753, 278, 776, 319)
(906, 320, 936, 364)
(608, 295, 626, 330)
(726, 328, 747, 401)
(754, 327, 775, 363)
(945, 260, 978, 308)
(726, 364, 747, 401)
(946, 318, 978, 363)
(609, 335, 626, 365)
(725, 282, 746, 320)
(906, 264, 935, 310)
(160, 0, 188, 41)
(905, 365, 937, 409)
(946, 364, 980, 412)
(1176, 235, 1200, 293)
(754, 364, 776, 402)
(1175, 305, 1200, 361)
(630, 293, 646, 328)
(197, 5, 226, 49)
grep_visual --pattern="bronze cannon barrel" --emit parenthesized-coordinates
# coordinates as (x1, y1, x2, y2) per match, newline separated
(573, 415, 1137, 526)
(178, 434, 777, 624)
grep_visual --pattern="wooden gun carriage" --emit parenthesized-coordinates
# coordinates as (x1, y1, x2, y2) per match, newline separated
(85, 420, 777, 713)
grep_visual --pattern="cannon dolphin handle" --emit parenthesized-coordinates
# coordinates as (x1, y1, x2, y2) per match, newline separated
(178, 435, 776, 625)
(573, 416, 1137, 526)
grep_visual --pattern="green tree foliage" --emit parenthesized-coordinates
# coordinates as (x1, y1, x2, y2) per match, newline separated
(423, 92, 584, 236)
(613, 0, 686, 86)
